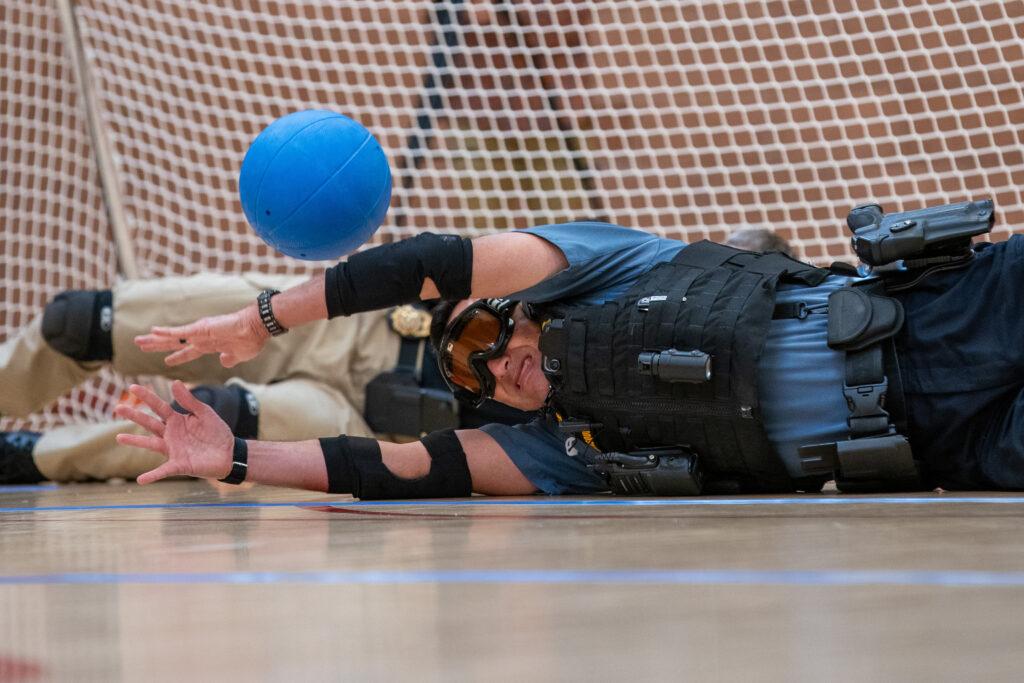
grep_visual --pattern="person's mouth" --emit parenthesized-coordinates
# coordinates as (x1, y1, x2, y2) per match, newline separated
(515, 354, 531, 389)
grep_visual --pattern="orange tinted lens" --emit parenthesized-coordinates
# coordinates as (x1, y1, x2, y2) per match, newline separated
(446, 308, 502, 392)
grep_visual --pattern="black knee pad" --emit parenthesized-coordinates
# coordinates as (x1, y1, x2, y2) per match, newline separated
(319, 429, 472, 499)
(41, 290, 113, 361)
(0, 430, 45, 484)
(172, 385, 260, 439)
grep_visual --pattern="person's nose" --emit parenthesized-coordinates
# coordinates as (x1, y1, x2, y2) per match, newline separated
(486, 352, 510, 380)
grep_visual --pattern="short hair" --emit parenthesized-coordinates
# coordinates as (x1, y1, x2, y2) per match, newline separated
(724, 228, 793, 257)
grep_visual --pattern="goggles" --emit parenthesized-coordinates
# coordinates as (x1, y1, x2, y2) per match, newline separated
(437, 298, 517, 407)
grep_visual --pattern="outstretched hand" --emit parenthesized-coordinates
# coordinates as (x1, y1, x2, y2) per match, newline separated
(114, 381, 235, 485)
(133, 305, 269, 368)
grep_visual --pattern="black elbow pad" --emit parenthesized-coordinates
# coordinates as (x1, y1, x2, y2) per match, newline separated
(325, 233, 472, 317)
(319, 430, 471, 499)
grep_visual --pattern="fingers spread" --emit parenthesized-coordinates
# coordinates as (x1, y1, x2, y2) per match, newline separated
(137, 462, 181, 486)
(151, 323, 203, 338)
(134, 334, 191, 353)
(127, 384, 175, 420)
(113, 405, 166, 436)
(163, 346, 206, 367)
(135, 321, 211, 351)
(116, 432, 168, 454)
(170, 380, 208, 415)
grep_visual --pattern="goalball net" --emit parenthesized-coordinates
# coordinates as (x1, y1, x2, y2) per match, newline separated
(3, 0, 1023, 429)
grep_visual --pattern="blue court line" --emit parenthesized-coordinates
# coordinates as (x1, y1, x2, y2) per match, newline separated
(0, 500, 349, 514)
(0, 485, 58, 494)
(3, 568, 1024, 587)
(329, 496, 1024, 507)
(5, 496, 1024, 514)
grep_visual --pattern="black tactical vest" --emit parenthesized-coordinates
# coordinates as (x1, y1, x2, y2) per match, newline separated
(537, 241, 829, 493)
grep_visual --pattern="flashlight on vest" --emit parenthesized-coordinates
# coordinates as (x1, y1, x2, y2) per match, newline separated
(637, 349, 712, 383)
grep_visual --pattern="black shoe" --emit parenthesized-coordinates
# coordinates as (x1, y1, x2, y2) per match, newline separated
(0, 431, 46, 484)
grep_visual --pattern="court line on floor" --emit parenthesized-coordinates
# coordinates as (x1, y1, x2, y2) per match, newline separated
(4, 568, 1024, 587)
(0, 485, 59, 493)
(326, 496, 1024, 507)
(5, 496, 1024, 514)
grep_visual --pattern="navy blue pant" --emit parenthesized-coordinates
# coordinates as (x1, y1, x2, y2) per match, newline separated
(894, 236, 1024, 489)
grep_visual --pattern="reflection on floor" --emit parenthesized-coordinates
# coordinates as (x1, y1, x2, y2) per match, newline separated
(2, 481, 1024, 681)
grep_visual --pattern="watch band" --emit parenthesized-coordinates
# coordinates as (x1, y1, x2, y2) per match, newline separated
(257, 289, 288, 336)
(219, 437, 249, 485)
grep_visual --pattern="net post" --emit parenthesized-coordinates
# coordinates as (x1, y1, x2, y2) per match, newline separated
(54, 0, 139, 279)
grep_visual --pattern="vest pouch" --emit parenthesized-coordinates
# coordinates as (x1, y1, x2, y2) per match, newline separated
(827, 286, 905, 352)
(538, 318, 567, 381)
(539, 317, 588, 393)
(591, 446, 704, 496)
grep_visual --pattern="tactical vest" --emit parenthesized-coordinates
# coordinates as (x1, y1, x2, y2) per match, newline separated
(537, 241, 830, 493)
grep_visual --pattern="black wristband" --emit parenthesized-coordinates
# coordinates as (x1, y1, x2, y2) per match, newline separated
(257, 289, 288, 336)
(219, 437, 249, 485)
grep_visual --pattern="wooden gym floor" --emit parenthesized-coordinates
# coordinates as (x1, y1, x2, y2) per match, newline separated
(3, 481, 1024, 681)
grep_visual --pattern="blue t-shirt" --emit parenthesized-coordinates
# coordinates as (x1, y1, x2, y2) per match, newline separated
(480, 222, 851, 494)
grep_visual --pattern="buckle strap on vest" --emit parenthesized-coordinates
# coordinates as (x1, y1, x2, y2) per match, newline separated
(798, 338, 920, 490)
(843, 343, 891, 437)
(798, 284, 922, 491)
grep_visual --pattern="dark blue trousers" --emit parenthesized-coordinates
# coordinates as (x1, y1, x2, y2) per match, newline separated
(894, 235, 1024, 489)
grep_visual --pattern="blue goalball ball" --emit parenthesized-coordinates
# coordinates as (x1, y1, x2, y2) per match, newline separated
(238, 110, 392, 260)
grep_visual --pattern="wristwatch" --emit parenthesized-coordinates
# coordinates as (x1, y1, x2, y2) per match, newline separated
(257, 289, 288, 336)
(219, 437, 249, 485)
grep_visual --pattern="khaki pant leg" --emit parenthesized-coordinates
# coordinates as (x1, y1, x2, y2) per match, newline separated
(21, 274, 403, 481)
(276, 307, 401, 421)
(225, 306, 402, 441)
(32, 420, 166, 482)
(112, 274, 400, 400)
(112, 273, 306, 383)
(0, 318, 103, 418)
(0, 272, 305, 417)
(235, 378, 376, 441)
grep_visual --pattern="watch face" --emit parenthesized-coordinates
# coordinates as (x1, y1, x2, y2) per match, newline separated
(389, 304, 431, 339)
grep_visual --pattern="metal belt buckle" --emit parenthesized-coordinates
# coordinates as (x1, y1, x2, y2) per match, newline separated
(389, 304, 431, 339)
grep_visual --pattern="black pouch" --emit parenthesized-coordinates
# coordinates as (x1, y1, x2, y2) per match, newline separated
(538, 318, 568, 381)
(826, 286, 904, 352)
(591, 447, 704, 496)
(364, 371, 459, 437)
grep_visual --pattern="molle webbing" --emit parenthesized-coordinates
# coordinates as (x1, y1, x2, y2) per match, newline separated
(542, 241, 828, 492)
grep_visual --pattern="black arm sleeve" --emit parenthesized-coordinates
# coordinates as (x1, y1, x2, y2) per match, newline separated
(324, 232, 473, 317)
(319, 431, 472, 499)
(319, 435, 359, 494)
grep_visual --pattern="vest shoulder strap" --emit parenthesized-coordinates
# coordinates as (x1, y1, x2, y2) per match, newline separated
(741, 252, 830, 286)
(668, 239, 741, 269)
(669, 241, 829, 286)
